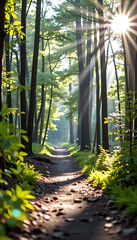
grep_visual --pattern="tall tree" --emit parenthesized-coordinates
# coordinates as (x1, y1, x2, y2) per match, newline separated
(98, 0, 109, 151)
(0, 0, 6, 170)
(27, 0, 42, 153)
(75, 0, 91, 151)
(0, 0, 6, 116)
(94, 14, 100, 154)
(69, 83, 74, 144)
(5, 34, 13, 124)
(20, 0, 28, 149)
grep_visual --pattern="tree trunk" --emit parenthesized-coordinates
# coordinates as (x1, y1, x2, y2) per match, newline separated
(0, 0, 6, 170)
(69, 83, 74, 144)
(33, 32, 46, 142)
(94, 16, 100, 154)
(20, 0, 28, 150)
(5, 34, 13, 124)
(39, 96, 45, 144)
(75, 0, 91, 151)
(110, 42, 122, 143)
(98, 0, 109, 151)
(42, 85, 53, 145)
(33, 84, 45, 141)
(27, 0, 41, 153)
(0, 0, 6, 115)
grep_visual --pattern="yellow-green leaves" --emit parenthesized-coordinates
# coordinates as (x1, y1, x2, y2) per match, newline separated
(104, 117, 109, 124)
(5, 0, 25, 39)
(13, 21, 21, 26)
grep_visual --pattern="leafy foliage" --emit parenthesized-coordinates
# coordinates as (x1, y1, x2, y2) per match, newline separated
(0, 109, 40, 238)
(66, 141, 137, 217)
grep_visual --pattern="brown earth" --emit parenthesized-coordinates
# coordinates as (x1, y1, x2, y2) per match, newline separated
(8, 146, 137, 240)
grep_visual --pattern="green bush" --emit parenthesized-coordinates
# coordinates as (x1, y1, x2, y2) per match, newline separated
(0, 112, 40, 239)
(66, 143, 137, 218)
(95, 146, 111, 171)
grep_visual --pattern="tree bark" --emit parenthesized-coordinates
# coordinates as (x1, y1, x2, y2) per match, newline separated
(94, 15, 100, 154)
(0, 0, 6, 116)
(69, 83, 74, 144)
(27, 0, 41, 153)
(5, 34, 13, 124)
(0, 0, 6, 170)
(75, 0, 91, 151)
(98, 0, 109, 151)
(20, 0, 28, 150)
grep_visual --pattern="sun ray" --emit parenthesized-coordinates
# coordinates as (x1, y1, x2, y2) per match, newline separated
(126, 30, 137, 50)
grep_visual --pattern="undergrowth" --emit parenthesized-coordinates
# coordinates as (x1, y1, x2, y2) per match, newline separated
(0, 110, 41, 239)
(65, 143, 137, 217)
(32, 142, 54, 156)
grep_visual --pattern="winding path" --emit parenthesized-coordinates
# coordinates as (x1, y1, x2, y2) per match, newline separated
(10, 146, 137, 240)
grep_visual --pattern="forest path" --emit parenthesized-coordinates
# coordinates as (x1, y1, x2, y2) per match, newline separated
(10, 146, 137, 240)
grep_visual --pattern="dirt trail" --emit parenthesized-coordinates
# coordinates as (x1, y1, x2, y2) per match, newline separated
(9, 146, 137, 240)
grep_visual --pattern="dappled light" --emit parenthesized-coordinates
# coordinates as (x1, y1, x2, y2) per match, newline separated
(1, 0, 137, 239)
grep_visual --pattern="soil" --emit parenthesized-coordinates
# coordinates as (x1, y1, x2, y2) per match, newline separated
(8, 146, 137, 240)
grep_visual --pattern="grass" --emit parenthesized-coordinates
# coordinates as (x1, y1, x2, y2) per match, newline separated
(65, 143, 137, 217)
(32, 142, 54, 156)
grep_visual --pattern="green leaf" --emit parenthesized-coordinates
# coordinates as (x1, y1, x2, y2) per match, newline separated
(115, 137, 119, 141)
(5, 13, 10, 20)
(1, 140, 10, 150)
(11, 12, 17, 19)
(0, 236, 12, 240)
(104, 117, 109, 124)
(9, 29, 14, 37)
(13, 21, 21, 26)
(0, 122, 7, 136)
(19, 151, 28, 157)
(21, 135, 29, 143)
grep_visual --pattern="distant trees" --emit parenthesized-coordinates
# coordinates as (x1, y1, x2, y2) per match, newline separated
(1, 0, 137, 157)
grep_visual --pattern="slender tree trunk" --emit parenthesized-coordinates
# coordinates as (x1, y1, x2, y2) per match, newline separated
(33, 84, 45, 141)
(42, 85, 53, 145)
(75, 0, 91, 151)
(5, 34, 13, 124)
(11, 48, 21, 129)
(20, 0, 28, 150)
(94, 16, 100, 154)
(27, 0, 41, 153)
(122, 35, 133, 161)
(69, 83, 74, 144)
(76, 83, 81, 145)
(98, 0, 109, 151)
(110, 42, 122, 143)
(42, 40, 53, 145)
(0, 0, 6, 116)
(39, 97, 45, 144)
(33, 32, 45, 142)
(0, 0, 6, 170)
